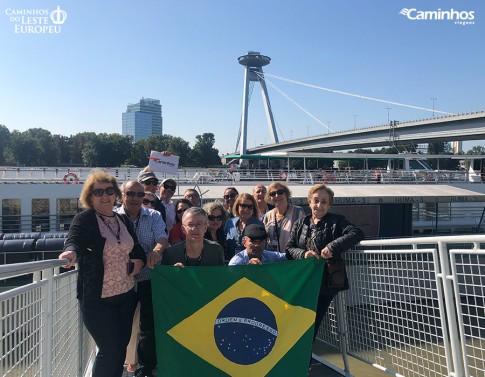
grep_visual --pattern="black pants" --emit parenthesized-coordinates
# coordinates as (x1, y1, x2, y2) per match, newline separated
(81, 290, 136, 377)
(313, 293, 336, 341)
(137, 280, 157, 373)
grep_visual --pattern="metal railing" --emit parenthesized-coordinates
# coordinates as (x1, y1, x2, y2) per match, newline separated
(316, 235, 485, 377)
(2, 235, 485, 376)
(0, 260, 95, 377)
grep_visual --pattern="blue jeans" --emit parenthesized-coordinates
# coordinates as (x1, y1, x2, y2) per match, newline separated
(81, 289, 136, 377)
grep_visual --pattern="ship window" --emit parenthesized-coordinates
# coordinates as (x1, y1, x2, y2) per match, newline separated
(2, 199, 21, 233)
(57, 198, 80, 231)
(32, 199, 50, 232)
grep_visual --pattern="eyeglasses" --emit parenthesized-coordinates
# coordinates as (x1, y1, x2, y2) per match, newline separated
(208, 215, 224, 221)
(183, 222, 206, 229)
(269, 189, 286, 197)
(125, 191, 145, 198)
(92, 187, 116, 197)
(177, 208, 188, 214)
(239, 203, 253, 210)
(142, 199, 155, 206)
(142, 179, 159, 186)
(223, 193, 237, 200)
(163, 183, 176, 191)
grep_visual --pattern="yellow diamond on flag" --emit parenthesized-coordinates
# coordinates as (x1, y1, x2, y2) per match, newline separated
(167, 277, 316, 376)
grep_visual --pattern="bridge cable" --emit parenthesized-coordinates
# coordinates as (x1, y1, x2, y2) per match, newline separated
(264, 73, 456, 116)
(255, 71, 334, 134)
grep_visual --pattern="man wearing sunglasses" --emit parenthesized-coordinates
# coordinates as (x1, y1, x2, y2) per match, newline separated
(115, 180, 168, 377)
(137, 171, 167, 226)
(158, 178, 177, 233)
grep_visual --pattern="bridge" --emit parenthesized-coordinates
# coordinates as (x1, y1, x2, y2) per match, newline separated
(247, 111, 485, 153)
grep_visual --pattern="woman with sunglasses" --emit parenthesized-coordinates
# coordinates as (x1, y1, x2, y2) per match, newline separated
(59, 171, 146, 377)
(142, 192, 157, 209)
(168, 199, 192, 245)
(224, 193, 263, 259)
(263, 182, 305, 253)
(202, 201, 229, 261)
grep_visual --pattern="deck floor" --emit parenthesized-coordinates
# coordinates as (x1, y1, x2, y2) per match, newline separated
(120, 340, 390, 377)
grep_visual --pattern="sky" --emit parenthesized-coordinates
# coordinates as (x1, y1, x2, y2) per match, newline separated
(1, 0, 484, 156)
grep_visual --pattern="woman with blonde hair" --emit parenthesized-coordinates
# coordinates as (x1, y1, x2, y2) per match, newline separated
(263, 182, 305, 253)
(59, 171, 146, 377)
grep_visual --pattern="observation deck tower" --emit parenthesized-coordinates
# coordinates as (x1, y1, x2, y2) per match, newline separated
(236, 51, 279, 155)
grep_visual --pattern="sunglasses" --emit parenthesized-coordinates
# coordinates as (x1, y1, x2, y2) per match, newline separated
(142, 179, 159, 186)
(255, 190, 266, 194)
(223, 193, 237, 200)
(142, 199, 156, 205)
(239, 203, 253, 210)
(269, 189, 286, 197)
(177, 208, 188, 214)
(92, 187, 116, 197)
(163, 183, 176, 191)
(208, 215, 224, 221)
(125, 191, 145, 198)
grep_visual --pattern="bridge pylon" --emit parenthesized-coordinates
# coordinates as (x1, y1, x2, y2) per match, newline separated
(236, 51, 279, 155)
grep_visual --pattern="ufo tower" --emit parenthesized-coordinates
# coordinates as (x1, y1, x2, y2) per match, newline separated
(236, 51, 279, 155)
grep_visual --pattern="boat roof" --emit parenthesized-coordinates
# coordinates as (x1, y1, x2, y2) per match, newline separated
(224, 152, 450, 160)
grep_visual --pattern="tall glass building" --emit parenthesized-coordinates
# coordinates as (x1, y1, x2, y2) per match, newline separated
(122, 98, 163, 141)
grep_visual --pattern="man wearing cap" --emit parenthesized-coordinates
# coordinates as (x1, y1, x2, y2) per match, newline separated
(228, 224, 286, 265)
(158, 178, 177, 233)
(137, 171, 167, 225)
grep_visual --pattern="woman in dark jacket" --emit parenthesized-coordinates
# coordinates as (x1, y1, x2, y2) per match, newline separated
(286, 183, 364, 341)
(59, 171, 146, 377)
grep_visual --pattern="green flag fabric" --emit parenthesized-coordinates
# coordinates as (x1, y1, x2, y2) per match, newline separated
(151, 258, 324, 376)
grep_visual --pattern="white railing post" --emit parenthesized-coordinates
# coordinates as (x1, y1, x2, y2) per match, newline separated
(437, 240, 465, 377)
(335, 293, 351, 375)
(41, 268, 54, 377)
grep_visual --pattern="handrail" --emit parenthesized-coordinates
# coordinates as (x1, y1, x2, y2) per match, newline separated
(0, 259, 68, 280)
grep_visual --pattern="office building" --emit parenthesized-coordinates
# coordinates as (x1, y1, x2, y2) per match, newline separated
(122, 98, 163, 141)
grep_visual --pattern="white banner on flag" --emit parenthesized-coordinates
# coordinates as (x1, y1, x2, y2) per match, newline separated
(148, 151, 180, 175)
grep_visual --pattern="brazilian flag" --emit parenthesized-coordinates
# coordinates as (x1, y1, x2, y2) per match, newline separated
(151, 258, 324, 376)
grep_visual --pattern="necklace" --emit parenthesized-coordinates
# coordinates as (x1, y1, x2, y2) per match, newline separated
(184, 247, 203, 266)
(96, 211, 121, 244)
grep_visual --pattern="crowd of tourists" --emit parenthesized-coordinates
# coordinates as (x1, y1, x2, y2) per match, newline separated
(59, 166, 364, 377)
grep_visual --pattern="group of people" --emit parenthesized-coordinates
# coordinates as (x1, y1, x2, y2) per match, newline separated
(59, 169, 364, 377)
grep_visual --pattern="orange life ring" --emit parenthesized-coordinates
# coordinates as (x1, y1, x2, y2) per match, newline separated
(324, 172, 336, 184)
(279, 171, 288, 181)
(63, 172, 79, 184)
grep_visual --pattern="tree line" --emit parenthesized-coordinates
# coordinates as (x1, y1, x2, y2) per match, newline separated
(0, 125, 222, 167)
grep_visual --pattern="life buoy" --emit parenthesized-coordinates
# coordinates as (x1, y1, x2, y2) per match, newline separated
(63, 172, 79, 184)
(279, 171, 288, 181)
(324, 171, 336, 184)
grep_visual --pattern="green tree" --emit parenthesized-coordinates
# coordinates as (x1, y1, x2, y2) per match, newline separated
(68, 132, 98, 165)
(24, 128, 54, 165)
(466, 145, 485, 155)
(0, 124, 11, 164)
(3, 130, 41, 165)
(167, 137, 192, 166)
(191, 133, 221, 167)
